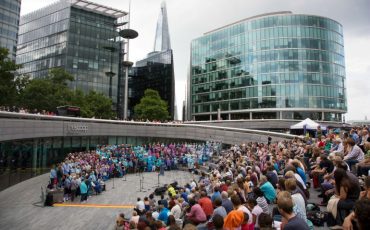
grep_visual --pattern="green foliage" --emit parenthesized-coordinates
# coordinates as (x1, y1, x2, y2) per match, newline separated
(70, 90, 114, 119)
(19, 68, 115, 119)
(134, 89, 169, 121)
(48, 68, 74, 86)
(0, 48, 115, 119)
(19, 68, 73, 112)
(0, 47, 22, 106)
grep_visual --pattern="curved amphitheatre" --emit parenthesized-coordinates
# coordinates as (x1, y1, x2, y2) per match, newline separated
(0, 111, 302, 229)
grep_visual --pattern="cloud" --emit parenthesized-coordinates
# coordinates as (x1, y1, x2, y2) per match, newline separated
(20, 0, 370, 120)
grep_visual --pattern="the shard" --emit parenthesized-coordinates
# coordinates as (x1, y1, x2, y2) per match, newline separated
(128, 2, 175, 120)
(153, 2, 171, 52)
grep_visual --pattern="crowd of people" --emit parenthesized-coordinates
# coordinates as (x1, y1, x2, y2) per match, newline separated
(113, 126, 370, 230)
(0, 106, 56, 116)
(48, 142, 220, 202)
(0, 106, 185, 123)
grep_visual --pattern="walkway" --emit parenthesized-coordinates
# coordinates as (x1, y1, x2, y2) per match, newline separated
(0, 170, 197, 230)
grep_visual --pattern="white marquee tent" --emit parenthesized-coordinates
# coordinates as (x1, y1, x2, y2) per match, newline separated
(290, 118, 326, 130)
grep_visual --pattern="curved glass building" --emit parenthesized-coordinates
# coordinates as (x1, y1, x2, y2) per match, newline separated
(189, 12, 346, 122)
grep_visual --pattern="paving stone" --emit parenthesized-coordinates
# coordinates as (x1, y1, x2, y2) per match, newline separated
(0, 170, 198, 230)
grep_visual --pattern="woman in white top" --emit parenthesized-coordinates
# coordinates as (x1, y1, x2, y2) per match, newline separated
(130, 211, 139, 225)
(285, 178, 307, 222)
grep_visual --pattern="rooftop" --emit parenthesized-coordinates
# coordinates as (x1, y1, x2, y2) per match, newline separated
(70, 0, 128, 18)
(21, 0, 128, 25)
(204, 11, 292, 35)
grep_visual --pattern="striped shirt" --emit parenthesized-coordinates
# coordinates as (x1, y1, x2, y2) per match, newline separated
(256, 196, 269, 214)
(344, 145, 364, 161)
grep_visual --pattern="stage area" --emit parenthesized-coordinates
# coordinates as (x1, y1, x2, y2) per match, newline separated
(0, 170, 197, 230)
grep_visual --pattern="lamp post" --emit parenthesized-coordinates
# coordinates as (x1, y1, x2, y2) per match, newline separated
(119, 30, 138, 120)
(103, 46, 116, 100)
(119, 0, 138, 120)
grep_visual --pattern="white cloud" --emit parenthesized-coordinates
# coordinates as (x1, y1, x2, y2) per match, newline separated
(344, 35, 370, 120)
(20, 0, 370, 121)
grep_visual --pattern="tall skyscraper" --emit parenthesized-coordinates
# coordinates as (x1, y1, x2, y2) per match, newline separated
(0, 0, 21, 60)
(189, 12, 346, 122)
(16, 0, 129, 114)
(129, 2, 175, 119)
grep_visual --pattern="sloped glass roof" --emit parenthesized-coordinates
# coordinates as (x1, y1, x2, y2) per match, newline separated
(70, 0, 128, 18)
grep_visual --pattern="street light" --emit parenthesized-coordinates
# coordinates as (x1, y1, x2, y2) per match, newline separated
(103, 46, 116, 99)
(119, 26, 138, 120)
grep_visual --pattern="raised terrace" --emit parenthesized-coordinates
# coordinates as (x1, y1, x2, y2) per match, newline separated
(0, 111, 298, 144)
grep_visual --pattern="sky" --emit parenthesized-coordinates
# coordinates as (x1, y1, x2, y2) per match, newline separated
(20, 0, 370, 121)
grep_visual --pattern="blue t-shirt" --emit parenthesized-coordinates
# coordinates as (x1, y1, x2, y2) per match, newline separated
(260, 181, 276, 202)
(181, 192, 189, 202)
(80, 182, 88, 194)
(211, 191, 221, 202)
(296, 167, 307, 184)
(158, 208, 170, 223)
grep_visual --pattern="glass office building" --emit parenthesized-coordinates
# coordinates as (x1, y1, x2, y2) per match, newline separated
(16, 0, 128, 113)
(129, 50, 175, 119)
(190, 12, 346, 121)
(0, 0, 21, 60)
(128, 3, 175, 119)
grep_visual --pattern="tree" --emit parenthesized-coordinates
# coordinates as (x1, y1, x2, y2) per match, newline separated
(19, 67, 115, 119)
(70, 90, 114, 119)
(83, 91, 115, 119)
(134, 89, 169, 121)
(0, 47, 22, 106)
(19, 79, 57, 111)
(48, 67, 74, 86)
(19, 68, 73, 112)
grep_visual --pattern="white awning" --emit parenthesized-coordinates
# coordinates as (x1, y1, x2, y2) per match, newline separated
(290, 118, 326, 130)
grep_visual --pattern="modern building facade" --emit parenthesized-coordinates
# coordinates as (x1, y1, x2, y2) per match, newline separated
(128, 2, 175, 119)
(189, 12, 346, 122)
(16, 0, 128, 114)
(0, 0, 21, 60)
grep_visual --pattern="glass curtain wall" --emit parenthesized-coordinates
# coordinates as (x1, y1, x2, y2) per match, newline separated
(16, 1, 70, 78)
(0, 0, 21, 60)
(190, 13, 346, 121)
(66, 7, 120, 107)
(129, 49, 175, 119)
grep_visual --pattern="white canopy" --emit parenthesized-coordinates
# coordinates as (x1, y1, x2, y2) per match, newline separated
(290, 118, 326, 130)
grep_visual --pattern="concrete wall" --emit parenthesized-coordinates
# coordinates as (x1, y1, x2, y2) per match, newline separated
(184, 119, 345, 130)
(0, 112, 299, 145)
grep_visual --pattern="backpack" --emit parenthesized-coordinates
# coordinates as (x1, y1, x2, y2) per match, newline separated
(307, 211, 328, 226)
(154, 186, 167, 196)
(306, 203, 320, 212)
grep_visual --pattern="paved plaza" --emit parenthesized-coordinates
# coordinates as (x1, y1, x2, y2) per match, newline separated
(0, 170, 198, 230)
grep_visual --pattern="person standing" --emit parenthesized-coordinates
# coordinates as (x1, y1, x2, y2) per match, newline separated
(80, 179, 88, 203)
(49, 165, 57, 186)
(316, 126, 323, 139)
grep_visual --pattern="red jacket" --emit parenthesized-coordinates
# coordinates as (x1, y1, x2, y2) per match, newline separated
(198, 197, 214, 216)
